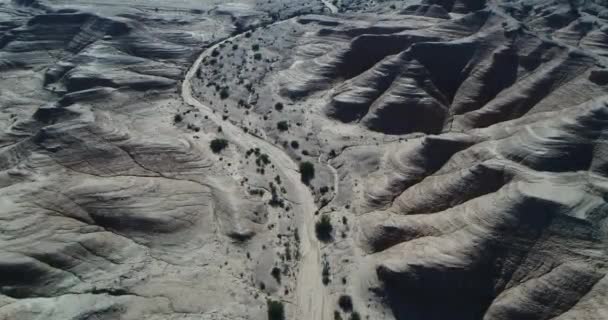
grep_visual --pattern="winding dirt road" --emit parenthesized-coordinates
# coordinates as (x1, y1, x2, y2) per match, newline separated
(181, 18, 330, 320)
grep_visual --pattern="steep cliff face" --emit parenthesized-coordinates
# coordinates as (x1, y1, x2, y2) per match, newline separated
(1, 0, 608, 319)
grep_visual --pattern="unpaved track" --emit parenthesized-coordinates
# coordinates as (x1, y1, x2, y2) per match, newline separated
(181, 18, 330, 320)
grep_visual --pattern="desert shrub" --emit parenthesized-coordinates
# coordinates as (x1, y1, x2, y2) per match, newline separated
(267, 300, 285, 320)
(299, 161, 314, 184)
(277, 121, 289, 131)
(211, 49, 220, 57)
(254, 52, 262, 60)
(219, 87, 230, 99)
(349, 312, 361, 320)
(291, 140, 299, 149)
(315, 214, 332, 242)
(252, 43, 260, 51)
(271, 267, 281, 283)
(322, 260, 331, 285)
(210, 139, 228, 153)
(338, 295, 353, 312)
(275, 102, 284, 111)
(174, 114, 183, 123)
(334, 311, 343, 320)
(285, 244, 292, 261)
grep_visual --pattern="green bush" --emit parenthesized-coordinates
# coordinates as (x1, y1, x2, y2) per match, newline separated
(300, 161, 314, 184)
(210, 139, 228, 154)
(322, 259, 331, 285)
(219, 87, 230, 99)
(271, 267, 281, 283)
(349, 312, 361, 320)
(334, 311, 343, 320)
(254, 52, 262, 60)
(277, 121, 289, 131)
(315, 214, 332, 243)
(267, 300, 285, 320)
(173, 114, 183, 123)
(275, 102, 284, 111)
(338, 295, 353, 312)
(252, 43, 260, 51)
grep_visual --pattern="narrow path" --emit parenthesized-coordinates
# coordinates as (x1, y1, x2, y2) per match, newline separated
(181, 18, 330, 320)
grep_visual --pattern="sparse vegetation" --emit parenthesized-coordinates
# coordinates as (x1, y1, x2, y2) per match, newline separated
(334, 311, 343, 320)
(219, 87, 230, 99)
(210, 138, 228, 153)
(316, 214, 332, 242)
(269, 182, 284, 207)
(277, 121, 289, 131)
(338, 295, 353, 312)
(173, 114, 183, 123)
(322, 259, 331, 285)
(285, 243, 292, 261)
(300, 161, 314, 184)
(267, 300, 285, 320)
(271, 267, 281, 283)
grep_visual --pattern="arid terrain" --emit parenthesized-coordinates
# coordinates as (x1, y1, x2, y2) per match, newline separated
(2, 0, 608, 319)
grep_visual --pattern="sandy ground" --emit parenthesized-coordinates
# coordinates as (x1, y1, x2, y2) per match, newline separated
(181, 19, 331, 320)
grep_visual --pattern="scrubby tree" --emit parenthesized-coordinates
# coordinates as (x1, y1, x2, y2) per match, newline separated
(338, 295, 353, 312)
(316, 214, 332, 242)
(173, 114, 183, 123)
(334, 311, 343, 320)
(299, 161, 314, 184)
(267, 300, 285, 320)
(219, 87, 230, 99)
(277, 121, 289, 131)
(271, 267, 281, 283)
(210, 138, 228, 153)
